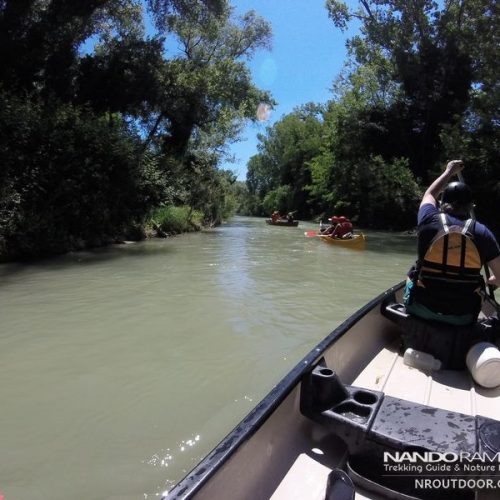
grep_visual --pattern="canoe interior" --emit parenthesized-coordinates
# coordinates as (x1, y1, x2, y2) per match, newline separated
(165, 284, 500, 500)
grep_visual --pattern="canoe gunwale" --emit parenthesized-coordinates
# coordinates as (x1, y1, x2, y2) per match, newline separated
(164, 281, 406, 499)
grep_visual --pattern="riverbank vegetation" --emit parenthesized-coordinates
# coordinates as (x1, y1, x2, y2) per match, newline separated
(239, 0, 499, 232)
(0, 0, 271, 261)
(0, 1, 498, 261)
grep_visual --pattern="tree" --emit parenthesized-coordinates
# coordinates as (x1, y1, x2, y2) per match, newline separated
(0, 0, 227, 102)
(141, 3, 272, 157)
(0, 0, 270, 260)
(76, 36, 166, 117)
(326, 0, 497, 181)
(0, 94, 164, 260)
(246, 105, 324, 217)
(0, 1, 147, 99)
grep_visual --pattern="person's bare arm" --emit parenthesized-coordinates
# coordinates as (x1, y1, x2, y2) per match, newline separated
(420, 160, 464, 208)
(331, 224, 341, 238)
(487, 255, 500, 287)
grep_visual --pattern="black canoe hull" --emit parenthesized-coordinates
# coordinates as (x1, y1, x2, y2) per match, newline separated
(265, 219, 299, 227)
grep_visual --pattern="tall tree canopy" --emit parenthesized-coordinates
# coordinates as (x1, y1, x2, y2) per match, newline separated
(246, 104, 324, 218)
(0, 0, 274, 260)
(144, 3, 272, 157)
(326, 0, 499, 183)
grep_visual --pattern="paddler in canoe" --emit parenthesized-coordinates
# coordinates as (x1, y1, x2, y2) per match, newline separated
(267, 210, 299, 226)
(270, 210, 281, 223)
(320, 215, 354, 239)
(403, 159, 500, 327)
(316, 215, 365, 249)
(397, 159, 500, 380)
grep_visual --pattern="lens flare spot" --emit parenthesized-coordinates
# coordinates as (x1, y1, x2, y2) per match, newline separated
(256, 102, 271, 122)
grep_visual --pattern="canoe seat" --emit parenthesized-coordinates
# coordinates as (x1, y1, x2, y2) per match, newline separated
(381, 300, 473, 369)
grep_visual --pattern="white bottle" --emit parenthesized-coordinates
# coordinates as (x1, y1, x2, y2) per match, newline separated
(466, 342, 500, 388)
(403, 348, 442, 371)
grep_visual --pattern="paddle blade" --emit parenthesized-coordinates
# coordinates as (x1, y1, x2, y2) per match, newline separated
(304, 230, 319, 237)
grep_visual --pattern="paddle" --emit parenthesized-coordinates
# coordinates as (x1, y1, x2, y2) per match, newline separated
(304, 230, 320, 237)
(457, 171, 498, 304)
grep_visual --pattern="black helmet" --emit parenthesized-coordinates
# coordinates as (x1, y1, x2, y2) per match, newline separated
(441, 182, 472, 205)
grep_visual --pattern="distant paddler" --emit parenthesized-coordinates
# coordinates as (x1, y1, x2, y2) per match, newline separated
(271, 210, 281, 223)
(321, 215, 354, 239)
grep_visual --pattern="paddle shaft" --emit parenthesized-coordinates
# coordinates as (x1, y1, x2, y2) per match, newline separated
(457, 172, 497, 301)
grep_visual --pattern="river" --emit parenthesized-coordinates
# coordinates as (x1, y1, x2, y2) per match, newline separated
(0, 216, 416, 500)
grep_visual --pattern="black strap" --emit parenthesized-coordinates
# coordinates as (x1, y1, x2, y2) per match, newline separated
(442, 234, 449, 273)
(460, 234, 466, 274)
(440, 213, 449, 274)
(420, 260, 481, 276)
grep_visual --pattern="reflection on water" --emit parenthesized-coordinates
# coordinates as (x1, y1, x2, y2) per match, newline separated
(0, 217, 415, 499)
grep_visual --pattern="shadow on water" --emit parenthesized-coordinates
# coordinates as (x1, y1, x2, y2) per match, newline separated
(0, 238, 177, 279)
(0, 223, 241, 281)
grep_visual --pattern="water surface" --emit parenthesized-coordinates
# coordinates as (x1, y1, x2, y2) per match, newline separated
(0, 217, 416, 499)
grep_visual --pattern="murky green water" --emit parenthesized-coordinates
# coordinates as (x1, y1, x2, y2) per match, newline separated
(0, 216, 416, 499)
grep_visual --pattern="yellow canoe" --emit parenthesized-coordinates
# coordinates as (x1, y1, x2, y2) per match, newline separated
(319, 233, 366, 250)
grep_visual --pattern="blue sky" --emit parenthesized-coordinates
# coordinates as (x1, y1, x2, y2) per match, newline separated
(224, 0, 360, 180)
(83, 1, 359, 180)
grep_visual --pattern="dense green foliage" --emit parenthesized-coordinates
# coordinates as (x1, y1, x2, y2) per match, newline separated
(247, 104, 323, 219)
(148, 205, 203, 235)
(0, 94, 162, 259)
(1, 0, 498, 260)
(243, 0, 499, 232)
(0, 0, 272, 261)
